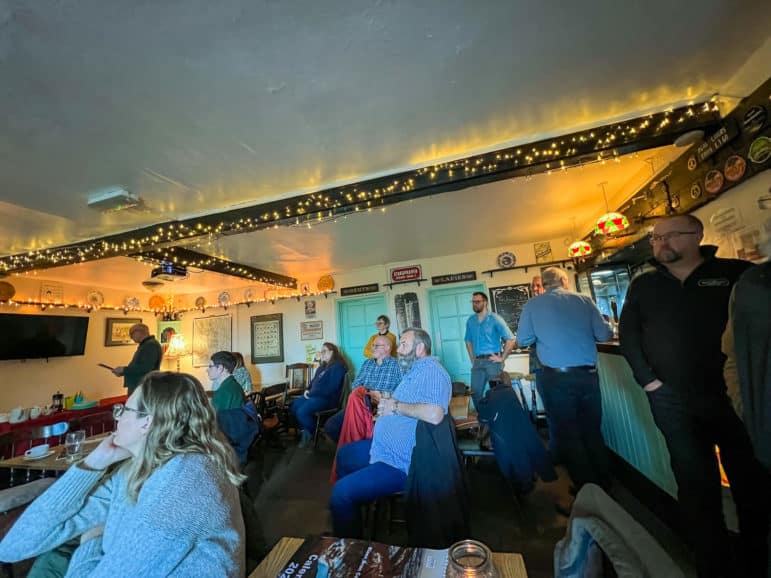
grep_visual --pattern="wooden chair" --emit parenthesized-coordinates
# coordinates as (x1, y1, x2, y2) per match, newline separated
(284, 363, 311, 404)
(312, 383, 348, 449)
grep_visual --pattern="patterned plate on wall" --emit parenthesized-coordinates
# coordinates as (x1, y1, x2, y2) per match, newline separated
(317, 275, 335, 292)
(0, 281, 16, 301)
(243, 287, 256, 302)
(149, 295, 166, 310)
(87, 290, 104, 307)
(124, 296, 140, 309)
(496, 251, 517, 268)
(218, 291, 231, 307)
(195, 296, 206, 309)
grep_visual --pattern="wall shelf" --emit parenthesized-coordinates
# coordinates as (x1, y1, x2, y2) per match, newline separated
(383, 278, 428, 289)
(481, 259, 572, 277)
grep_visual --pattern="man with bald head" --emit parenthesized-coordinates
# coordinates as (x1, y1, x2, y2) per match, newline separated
(112, 323, 163, 395)
(620, 214, 769, 577)
(323, 335, 402, 443)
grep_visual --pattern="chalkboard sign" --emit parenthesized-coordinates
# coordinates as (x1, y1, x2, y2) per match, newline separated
(489, 284, 531, 337)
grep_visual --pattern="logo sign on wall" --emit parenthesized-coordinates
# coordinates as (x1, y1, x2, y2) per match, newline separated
(340, 283, 379, 297)
(431, 271, 477, 286)
(696, 125, 735, 164)
(390, 266, 422, 283)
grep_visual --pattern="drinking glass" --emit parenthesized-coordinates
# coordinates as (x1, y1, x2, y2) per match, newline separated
(446, 539, 498, 578)
(74, 430, 86, 455)
(64, 433, 81, 460)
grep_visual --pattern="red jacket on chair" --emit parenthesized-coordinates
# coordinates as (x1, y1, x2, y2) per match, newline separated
(330, 386, 374, 482)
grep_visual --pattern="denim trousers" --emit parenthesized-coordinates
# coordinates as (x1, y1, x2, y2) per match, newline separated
(329, 439, 406, 538)
(538, 368, 610, 488)
(470, 358, 502, 406)
(289, 396, 334, 434)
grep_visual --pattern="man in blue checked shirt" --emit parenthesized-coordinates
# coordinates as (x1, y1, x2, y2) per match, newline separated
(330, 328, 451, 538)
(465, 291, 516, 405)
(323, 335, 402, 443)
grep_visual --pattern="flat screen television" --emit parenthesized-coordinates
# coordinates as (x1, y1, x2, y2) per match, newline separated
(0, 313, 89, 361)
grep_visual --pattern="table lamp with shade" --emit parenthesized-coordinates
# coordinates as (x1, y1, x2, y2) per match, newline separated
(165, 334, 189, 372)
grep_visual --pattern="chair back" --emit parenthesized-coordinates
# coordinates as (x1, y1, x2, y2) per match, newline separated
(285, 363, 311, 390)
(77, 411, 115, 437)
(10, 422, 69, 455)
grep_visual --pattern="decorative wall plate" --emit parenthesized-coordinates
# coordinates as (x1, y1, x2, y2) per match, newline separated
(317, 275, 334, 292)
(704, 170, 724, 194)
(0, 281, 16, 301)
(243, 288, 256, 302)
(195, 296, 206, 309)
(218, 291, 231, 306)
(723, 155, 747, 182)
(124, 296, 140, 309)
(149, 295, 166, 310)
(87, 290, 104, 307)
(264, 289, 278, 302)
(496, 251, 517, 268)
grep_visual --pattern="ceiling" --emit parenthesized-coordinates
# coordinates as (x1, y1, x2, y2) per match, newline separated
(1, 0, 770, 291)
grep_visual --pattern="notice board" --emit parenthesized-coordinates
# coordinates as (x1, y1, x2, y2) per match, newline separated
(489, 284, 531, 337)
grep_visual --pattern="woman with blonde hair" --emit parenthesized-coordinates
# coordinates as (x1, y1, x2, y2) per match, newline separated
(0, 372, 246, 577)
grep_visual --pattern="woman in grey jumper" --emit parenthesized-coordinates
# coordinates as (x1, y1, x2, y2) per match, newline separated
(0, 372, 246, 577)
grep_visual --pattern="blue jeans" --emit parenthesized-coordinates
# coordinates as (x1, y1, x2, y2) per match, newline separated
(290, 396, 334, 434)
(538, 367, 609, 488)
(330, 440, 406, 538)
(470, 358, 502, 405)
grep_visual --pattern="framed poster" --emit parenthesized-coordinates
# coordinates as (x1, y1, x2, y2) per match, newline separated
(105, 318, 142, 346)
(300, 320, 323, 341)
(489, 284, 531, 337)
(192, 314, 232, 367)
(251, 313, 284, 364)
(157, 320, 181, 354)
(394, 292, 422, 334)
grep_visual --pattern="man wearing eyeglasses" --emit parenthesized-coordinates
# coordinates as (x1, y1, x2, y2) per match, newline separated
(620, 214, 769, 577)
(465, 292, 516, 405)
(111, 323, 162, 395)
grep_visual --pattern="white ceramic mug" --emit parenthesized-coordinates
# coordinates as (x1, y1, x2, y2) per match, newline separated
(9, 407, 28, 423)
(24, 443, 49, 458)
(29, 406, 42, 419)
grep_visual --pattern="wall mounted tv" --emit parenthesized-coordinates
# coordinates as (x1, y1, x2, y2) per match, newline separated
(0, 313, 89, 361)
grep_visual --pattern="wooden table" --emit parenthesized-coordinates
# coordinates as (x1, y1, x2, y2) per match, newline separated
(0, 433, 110, 472)
(249, 537, 528, 578)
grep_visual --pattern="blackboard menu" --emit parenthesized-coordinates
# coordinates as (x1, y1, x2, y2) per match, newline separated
(489, 284, 531, 337)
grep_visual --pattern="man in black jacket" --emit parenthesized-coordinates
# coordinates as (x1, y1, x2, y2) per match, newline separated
(619, 214, 770, 578)
(112, 323, 163, 394)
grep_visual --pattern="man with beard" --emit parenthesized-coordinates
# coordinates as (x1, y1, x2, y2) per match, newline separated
(465, 291, 516, 405)
(620, 214, 770, 578)
(329, 328, 451, 538)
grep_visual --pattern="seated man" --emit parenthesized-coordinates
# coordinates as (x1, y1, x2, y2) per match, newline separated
(329, 328, 451, 538)
(324, 335, 402, 443)
(207, 351, 246, 411)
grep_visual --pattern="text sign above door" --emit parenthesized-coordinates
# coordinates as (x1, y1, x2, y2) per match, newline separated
(431, 271, 477, 285)
(340, 283, 380, 297)
(390, 265, 422, 283)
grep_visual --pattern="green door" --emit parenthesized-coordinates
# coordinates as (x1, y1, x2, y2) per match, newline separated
(337, 294, 387, 380)
(428, 283, 485, 384)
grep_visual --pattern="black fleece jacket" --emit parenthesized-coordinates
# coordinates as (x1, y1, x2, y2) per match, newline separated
(619, 246, 752, 398)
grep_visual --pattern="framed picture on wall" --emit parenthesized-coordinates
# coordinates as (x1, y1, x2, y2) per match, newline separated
(192, 314, 232, 367)
(105, 318, 142, 346)
(300, 320, 323, 341)
(157, 320, 181, 354)
(251, 314, 284, 364)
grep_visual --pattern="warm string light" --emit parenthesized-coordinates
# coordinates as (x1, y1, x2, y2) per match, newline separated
(0, 290, 335, 315)
(0, 103, 719, 276)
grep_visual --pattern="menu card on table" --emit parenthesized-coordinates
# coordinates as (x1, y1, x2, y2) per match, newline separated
(277, 535, 448, 578)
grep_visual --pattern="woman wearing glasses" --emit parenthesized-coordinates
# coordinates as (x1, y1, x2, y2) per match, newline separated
(0, 372, 246, 577)
(290, 342, 348, 448)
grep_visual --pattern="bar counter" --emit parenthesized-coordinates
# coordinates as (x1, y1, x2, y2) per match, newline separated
(597, 342, 677, 497)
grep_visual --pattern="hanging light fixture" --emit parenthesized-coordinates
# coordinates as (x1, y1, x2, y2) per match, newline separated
(594, 181, 629, 235)
(568, 217, 592, 258)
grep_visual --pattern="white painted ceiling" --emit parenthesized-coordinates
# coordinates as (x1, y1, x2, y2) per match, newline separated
(1, 0, 769, 291)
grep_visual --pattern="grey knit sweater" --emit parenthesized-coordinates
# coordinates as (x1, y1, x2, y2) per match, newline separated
(0, 453, 245, 577)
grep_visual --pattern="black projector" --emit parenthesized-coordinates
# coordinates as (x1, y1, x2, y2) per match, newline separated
(151, 262, 188, 282)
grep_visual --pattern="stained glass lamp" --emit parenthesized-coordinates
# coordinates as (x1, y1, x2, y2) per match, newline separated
(568, 240, 593, 258)
(594, 212, 630, 235)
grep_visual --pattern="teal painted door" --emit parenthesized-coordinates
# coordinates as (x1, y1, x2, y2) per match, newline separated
(428, 284, 485, 384)
(337, 294, 387, 381)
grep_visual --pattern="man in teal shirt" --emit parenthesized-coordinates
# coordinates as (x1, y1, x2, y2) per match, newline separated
(207, 351, 245, 411)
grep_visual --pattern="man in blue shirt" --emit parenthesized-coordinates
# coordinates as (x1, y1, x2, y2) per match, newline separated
(517, 267, 612, 491)
(465, 291, 516, 405)
(329, 328, 451, 538)
(323, 335, 403, 443)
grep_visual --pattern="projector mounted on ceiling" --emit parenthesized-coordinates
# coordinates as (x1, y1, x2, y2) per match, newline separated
(87, 187, 143, 212)
(151, 262, 188, 282)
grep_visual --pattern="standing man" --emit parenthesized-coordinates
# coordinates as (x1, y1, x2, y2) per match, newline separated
(112, 323, 162, 395)
(517, 267, 612, 490)
(619, 214, 770, 578)
(465, 292, 516, 405)
(530, 275, 545, 296)
(206, 351, 245, 412)
(330, 328, 451, 538)
(324, 335, 403, 443)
